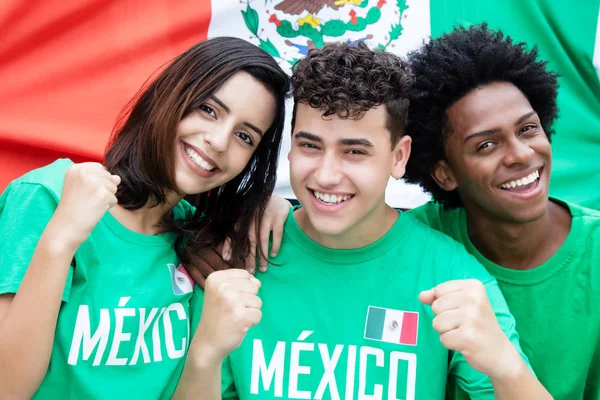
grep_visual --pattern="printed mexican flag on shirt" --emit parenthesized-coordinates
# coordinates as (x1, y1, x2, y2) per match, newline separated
(364, 306, 419, 346)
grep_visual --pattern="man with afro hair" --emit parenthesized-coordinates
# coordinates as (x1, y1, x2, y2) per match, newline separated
(181, 41, 552, 400)
(405, 23, 600, 399)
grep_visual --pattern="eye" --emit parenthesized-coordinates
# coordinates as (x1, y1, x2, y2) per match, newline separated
(300, 142, 319, 150)
(346, 149, 366, 155)
(520, 124, 538, 135)
(477, 141, 494, 152)
(236, 131, 254, 146)
(199, 104, 216, 118)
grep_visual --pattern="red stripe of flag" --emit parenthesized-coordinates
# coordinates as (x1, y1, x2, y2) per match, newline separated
(399, 312, 419, 345)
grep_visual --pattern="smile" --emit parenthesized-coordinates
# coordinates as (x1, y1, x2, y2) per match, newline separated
(498, 169, 540, 190)
(311, 190, 354, 205)
(184, 143, 217, 172)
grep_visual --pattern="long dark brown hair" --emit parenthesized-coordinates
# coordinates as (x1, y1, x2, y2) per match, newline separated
(104, 36, 290, 264)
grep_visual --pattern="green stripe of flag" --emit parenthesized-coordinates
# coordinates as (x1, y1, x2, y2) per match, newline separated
(365, 306, 386, 340)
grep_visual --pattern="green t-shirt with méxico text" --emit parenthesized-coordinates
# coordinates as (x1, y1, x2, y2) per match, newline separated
(194, 208, 530, 399)
(0, 159, 196, 399)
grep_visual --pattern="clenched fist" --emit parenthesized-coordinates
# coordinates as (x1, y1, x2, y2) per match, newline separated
(192, 269, 262, 363)
(52, 162, 120, 247)
(419, 279, 520, 379)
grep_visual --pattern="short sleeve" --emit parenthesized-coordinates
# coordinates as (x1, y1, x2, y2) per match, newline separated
(447, 252, 531, 398)
(0, 182, 73, 301)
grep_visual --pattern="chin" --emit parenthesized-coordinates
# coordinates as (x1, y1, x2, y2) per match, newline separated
(309, 218, 353, 237)
(173, 178, 208, 197)
(502, 205, 547, 224)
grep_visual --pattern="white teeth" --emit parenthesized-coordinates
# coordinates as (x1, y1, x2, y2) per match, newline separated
(312, 190, 353, 204)
(185, 146, 215, 171)
(499, 170, 540, 189)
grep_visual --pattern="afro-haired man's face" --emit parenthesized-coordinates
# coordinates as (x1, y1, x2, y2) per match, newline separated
(432, 81, 552, 224)
(288, 103, 411, 248)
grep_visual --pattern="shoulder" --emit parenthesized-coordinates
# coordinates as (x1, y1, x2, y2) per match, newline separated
(402, 213, 466, 252)
(407, 201, 466, 238)
(2, 159, 74, 203)
(565, 199, 600, 224)
(401, 214, 493, 283)
(558, 199, 600, 246)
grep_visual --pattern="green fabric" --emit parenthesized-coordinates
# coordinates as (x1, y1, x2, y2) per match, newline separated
(408, 200, 600, 399)
(0, 159, 195, 399)
(430, 0, 600, 210)
(196, 208, 530, 399)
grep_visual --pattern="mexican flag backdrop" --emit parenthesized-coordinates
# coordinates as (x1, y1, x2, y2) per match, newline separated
(1, 0, 599, 209)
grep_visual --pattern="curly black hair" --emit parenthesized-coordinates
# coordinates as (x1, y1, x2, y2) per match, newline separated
(404, 23, 560, 209)
(291, 41, 414, 145)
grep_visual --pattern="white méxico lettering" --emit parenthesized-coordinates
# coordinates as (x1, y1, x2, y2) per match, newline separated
(250, 331, 417, 400)
(68, 297, 189, 366)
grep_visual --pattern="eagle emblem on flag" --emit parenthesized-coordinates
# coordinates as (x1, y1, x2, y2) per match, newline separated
(239, 0, 413, 71)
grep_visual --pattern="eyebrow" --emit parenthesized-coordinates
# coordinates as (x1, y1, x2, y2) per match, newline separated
(463, 111, 539, 144)
(516, 111, 537, 125)
(244, 122, 264, 137)
(294, 131, 373, 147)
(463, 129, 498, 144)
(211, 95, 264, 137)
(210, 95, 230, 113)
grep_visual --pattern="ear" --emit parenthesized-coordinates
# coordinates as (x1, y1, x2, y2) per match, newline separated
(431, 160, 458, 191)
(390, 135, 412, 179)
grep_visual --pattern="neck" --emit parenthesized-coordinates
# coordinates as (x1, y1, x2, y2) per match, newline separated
(110, 192, 183, 235)
(297, 202, 398, 249)
(465, 200, 571, 270)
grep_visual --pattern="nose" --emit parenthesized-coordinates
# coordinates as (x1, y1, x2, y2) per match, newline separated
(203, 124, 230, 153)
(314, 152, 343, 187)
(502, 137, 535, 167)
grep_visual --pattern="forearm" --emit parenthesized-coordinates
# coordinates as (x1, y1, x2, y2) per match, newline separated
(0, 220, 77, 398)
(491, 357, 552, 400)
(173, 349, 223, 400)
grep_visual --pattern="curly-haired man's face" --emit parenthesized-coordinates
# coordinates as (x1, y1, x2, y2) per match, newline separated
(288, 103, 411, 248)
(432, 82, 552, 224)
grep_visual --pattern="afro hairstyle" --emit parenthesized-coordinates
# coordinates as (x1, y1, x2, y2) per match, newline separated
(404, 23, 559, 209)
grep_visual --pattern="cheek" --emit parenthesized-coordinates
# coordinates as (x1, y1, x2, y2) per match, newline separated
(289, 154, 314, 184)
(453, 158, 494, 190)
(227, 146, 255, 176)
(534, 138, 552, 158)
(346, 162, 389, 193)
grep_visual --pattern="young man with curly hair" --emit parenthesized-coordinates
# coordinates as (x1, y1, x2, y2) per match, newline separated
(179, 42, 551, 400)
(403, 24, 600, 399)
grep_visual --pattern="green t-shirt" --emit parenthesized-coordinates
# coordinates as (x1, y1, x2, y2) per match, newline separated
(408, 200, 600, 400)
(194, 208, 529, 399)
(0, 159, 195, 399)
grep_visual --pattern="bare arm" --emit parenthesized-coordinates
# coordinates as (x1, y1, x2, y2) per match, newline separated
(490, 349, 552, 399)
(0, 163, 119, 398)
(172, 344, 223, 400)
(0, 222, 78, 398)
